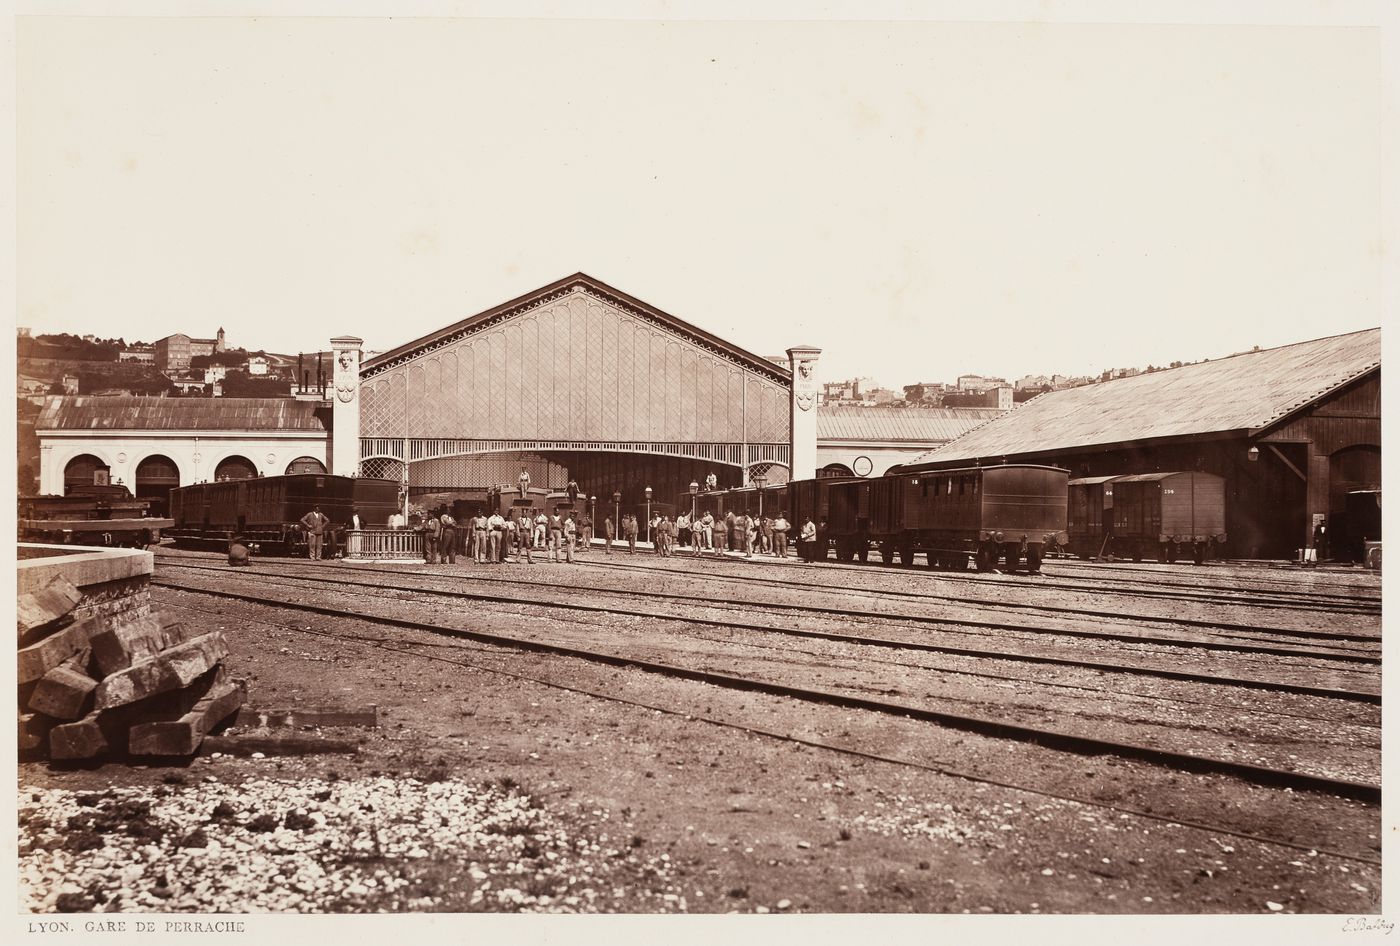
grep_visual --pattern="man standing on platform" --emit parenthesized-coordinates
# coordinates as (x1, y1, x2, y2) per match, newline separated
(700, 510, 714, 551)
(800, 517, 818, 563)
(579, 510, 593, 553)
(439, 509, 458, 565)
(604, 515, 615, 554)
(563, 514, 577, 563)
(623, 513, 638, 554)
(518, 466, 531, 500)
(300, 505, 330, 561)
(487, 510, 505, 563)
(549, 511, 565, 561)
(711, 514, 727, 557)
(422, 510, 441, 565)
(772, 512, 790, 559)
(515, 511, 534, 563)
(473, 511, 489, 564)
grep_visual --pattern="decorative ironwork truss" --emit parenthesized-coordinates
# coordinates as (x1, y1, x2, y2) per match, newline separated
(362, 438, 789, 471)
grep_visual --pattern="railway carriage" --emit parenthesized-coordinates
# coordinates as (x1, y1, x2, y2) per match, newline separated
(1067, 475, 1120, 559)
(825, 464, 1069, 572)
(169, 473, 399, 555)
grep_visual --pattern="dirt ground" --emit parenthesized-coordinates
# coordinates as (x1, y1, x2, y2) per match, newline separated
(17, 552, 1382, 916)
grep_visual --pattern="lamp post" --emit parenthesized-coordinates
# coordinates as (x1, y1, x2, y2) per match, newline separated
(645, 486, 653, 545)
(689, 480, 699, 520)
(613, 491, 621, 536)
(754, 474, 767, 519)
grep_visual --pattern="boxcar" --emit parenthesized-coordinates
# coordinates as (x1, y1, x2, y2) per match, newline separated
(169, 474, 398, 555)
(1109, 471, 1226, 564)
(1067, 475, 1121, 559)
(825, 465, 1069, 572)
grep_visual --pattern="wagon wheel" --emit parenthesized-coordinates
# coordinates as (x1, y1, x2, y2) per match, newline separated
(1026, 547, 1043, 573)
(1157, 542, 1171, 564)
(1002, 546, 1020, 574)
(1193, 542, 1206, 566)
(899, 543, 915, 568)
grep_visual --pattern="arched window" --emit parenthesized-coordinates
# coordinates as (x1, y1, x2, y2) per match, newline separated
(135, 455, 180, 517)
(818, 463, 854, 479)
(214, 455, 257, 481)
(285, 456, 327, 475)
(64, 454, 110, 492)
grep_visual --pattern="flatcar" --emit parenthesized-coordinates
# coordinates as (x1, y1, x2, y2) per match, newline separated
(1108, 471, 1226, 564)
(825, 464, 1069, 573)
(19, 482, 172, 549)
(169, 473, 399, 556)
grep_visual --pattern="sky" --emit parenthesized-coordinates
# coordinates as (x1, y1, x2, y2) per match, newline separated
(14, 3, 1391, 391)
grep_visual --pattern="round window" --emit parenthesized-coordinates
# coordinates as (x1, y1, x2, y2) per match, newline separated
(853, 456, 874, 477)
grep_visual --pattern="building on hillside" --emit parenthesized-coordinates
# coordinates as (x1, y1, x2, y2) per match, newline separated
(118, 350, 156, 364)
(900, 328, 1380, 559)
(956, 374, 1007, 392)
(247, 356, 269, 376)
(154, 328, 226, 372)
(816, 407, 1005, 478)
(821, 377, 872, 406)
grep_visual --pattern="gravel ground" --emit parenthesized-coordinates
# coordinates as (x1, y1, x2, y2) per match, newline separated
(20, 774, 683, 914)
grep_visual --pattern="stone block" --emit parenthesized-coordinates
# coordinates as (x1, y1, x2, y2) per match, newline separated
(17, 574, 82, 637)
(17, 617, 104, 685)
(28, 663, 100, 720)
(19, 713, 56, 752)
(93, 632, 229, 711)
(200, 733, 361, 756)
(247, 705, 379, 729)
(128, 679, 248, 756)
(89, 612, 194, 677)
(49, 712, 112, 760)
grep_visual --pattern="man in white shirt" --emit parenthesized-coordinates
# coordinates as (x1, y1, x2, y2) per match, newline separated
(487, 511, 506, 564)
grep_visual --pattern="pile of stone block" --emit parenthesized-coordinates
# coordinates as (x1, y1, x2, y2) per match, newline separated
(18, 571, 245, 761)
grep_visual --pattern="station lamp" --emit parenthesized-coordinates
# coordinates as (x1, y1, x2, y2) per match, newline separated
(644, 486, 653, 544)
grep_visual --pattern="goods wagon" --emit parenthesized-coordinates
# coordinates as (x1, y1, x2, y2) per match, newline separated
(1109, 471, 1226, 564)
(685, 477, 853, 555)
(169, 474, 399, 556)
(1067, 475, 1121, 559)
(827, 464, 1069, 573)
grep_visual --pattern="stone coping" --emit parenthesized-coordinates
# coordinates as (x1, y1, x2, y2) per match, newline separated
(17, 544, 154, 594)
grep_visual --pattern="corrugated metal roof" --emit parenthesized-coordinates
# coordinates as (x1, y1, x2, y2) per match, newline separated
(907, 328, 1380, 467)
(36, 396, 330, 432)
(817, 407, 1005, 442)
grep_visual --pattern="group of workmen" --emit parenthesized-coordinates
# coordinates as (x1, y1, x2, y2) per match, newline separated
(408, 505, 821, 563)
(418, 508, 591, 565)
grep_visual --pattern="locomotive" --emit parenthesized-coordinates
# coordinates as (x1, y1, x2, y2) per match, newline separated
(168, 473, 400, 556)
(1067, 471, 1227, 564)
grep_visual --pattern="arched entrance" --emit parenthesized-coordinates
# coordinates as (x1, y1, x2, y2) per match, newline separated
(135, 454, 180, 517)
(64, 454, 110, 493)
(215, 455, 257, 481)
(1327, 444, 1381, 561)
(286, 456, 327, 474)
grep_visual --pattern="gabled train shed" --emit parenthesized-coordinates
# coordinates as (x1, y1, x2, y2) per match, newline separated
(901, 328, 1380, 559)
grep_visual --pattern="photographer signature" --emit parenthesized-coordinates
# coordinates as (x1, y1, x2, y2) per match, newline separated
(1343, 918, 1394, 935)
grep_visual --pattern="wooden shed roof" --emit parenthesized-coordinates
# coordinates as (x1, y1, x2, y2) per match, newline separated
(905, 327, 1380, 467)
(36, 396, 330, 432)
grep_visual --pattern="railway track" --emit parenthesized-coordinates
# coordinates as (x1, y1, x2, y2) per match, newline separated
(152, 571, 1380, 805)
(1043, 559, 1382, 605)
(159, 596, 1381, 869)
(794, 555, 1380, 616)
(562, 555, 1382, 648)
(154, 559, 1382, 697)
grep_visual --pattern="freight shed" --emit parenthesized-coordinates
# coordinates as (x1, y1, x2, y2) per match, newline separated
(899, 328, 1379, 560)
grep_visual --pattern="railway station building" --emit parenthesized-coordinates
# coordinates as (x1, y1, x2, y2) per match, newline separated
(341, 273, 819, 520)
(901, 328, 1380, 559)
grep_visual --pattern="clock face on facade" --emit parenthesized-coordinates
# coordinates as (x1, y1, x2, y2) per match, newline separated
(853, 455, 873, 477)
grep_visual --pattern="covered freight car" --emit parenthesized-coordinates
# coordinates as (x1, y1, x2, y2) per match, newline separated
(1108, 471, 1226, 564)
